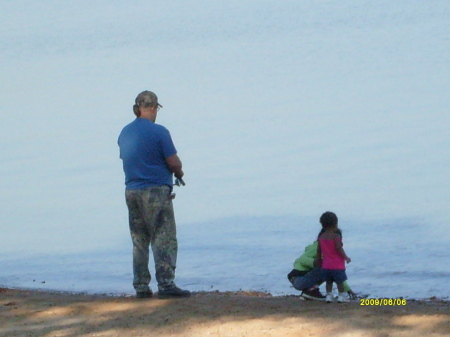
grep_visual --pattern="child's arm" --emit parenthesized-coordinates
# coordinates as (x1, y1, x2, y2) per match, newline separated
(334, 235, 351, 263)
(342, 280, 352, 292)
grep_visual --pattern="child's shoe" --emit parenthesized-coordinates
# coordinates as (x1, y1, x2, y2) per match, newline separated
(337, 292, 350, 303)
(325, 293, 333, 303)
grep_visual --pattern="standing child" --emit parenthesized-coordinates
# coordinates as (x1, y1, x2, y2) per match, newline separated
(317, 211, 351, 303)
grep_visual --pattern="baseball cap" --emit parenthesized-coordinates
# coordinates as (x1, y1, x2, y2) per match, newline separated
(135, 90, 163, 108)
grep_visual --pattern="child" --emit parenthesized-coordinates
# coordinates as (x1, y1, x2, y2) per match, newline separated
(317, 211, 351, 303)
(287, 240, 356, 300)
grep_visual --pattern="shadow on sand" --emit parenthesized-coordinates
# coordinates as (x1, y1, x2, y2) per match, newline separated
(0, 288, 449, 337)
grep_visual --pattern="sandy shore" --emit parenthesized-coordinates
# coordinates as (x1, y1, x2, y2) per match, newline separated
(0, 288, 448, 337)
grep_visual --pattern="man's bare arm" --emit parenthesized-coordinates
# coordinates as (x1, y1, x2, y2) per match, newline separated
(166, 154, 184, 179)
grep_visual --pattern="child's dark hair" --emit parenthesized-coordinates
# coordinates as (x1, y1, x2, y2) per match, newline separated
(320, 211, 338, 228)
(317, 211, 342, 239)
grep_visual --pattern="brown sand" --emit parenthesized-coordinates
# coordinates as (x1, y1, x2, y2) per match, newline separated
(0, 288, 448, 337)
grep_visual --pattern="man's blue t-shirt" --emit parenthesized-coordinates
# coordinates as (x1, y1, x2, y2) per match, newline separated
(118, 118, 177, 190)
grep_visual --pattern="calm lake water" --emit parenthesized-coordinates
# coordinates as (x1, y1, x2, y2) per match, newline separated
(1, 0, 449, 299)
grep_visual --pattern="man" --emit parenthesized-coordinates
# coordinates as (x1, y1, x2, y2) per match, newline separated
(118, 90, 190, 299)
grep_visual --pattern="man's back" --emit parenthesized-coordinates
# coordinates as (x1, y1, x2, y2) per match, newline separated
(118, 118, 177, 189)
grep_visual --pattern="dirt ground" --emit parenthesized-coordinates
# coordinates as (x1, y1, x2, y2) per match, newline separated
(0, 288, 448, 337)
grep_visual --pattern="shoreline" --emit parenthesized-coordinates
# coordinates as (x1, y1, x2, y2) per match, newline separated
(2, 286, 449, 302)
(1, 287, 449, 337)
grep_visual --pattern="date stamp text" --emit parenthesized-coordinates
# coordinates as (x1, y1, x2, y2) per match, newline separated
(360, 298, 407, 306)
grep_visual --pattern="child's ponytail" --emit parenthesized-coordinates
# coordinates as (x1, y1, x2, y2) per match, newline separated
(317, 227, 326, 240)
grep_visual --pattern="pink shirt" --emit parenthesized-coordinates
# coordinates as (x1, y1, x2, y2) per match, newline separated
(319, 237, 345, 270)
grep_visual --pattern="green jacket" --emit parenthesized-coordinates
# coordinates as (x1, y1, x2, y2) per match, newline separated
(293, 241, 352, 292)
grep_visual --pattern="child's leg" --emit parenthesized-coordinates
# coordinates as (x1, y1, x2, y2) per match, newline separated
(336, 282, 345, 293)
(336, 282, 350, 302)
(325, 281, 334, 303)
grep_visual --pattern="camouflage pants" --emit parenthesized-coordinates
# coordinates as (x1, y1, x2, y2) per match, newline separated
(125, 186, 178, 293)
